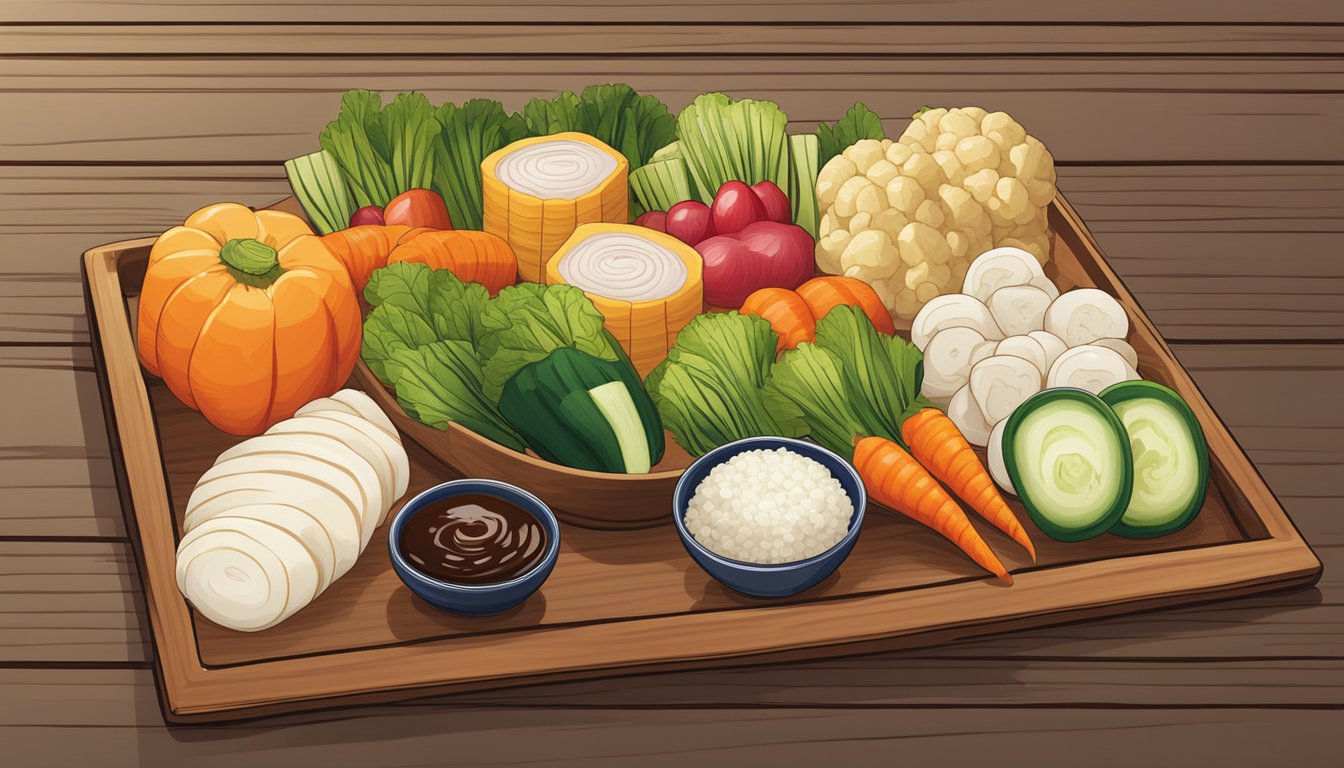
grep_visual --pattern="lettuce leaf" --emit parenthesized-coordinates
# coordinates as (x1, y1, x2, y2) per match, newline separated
(646, 312, 803, 456)
(816, 102, 885, 167)
(363, 261, 488, 346)
(388, 341, 526, 451)
(432, 99, 529, 231)
(522, 90, 583, 136)
(319, 90, 439, 209)
(677, 92, 791, 205)
(475, 283, 622, 401)
(763, 344, 870, 460)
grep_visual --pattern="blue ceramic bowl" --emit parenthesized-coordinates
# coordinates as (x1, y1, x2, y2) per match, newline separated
(673, 436, 866, 598)
(388, 479, 560, 616)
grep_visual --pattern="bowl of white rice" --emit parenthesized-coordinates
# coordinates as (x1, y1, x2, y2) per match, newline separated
(673, 436, 866, 598)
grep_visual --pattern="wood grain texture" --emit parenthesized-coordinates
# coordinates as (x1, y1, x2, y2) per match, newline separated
(9, 0, 1343, 24)
(6, 164, 1340, 344)
(5, 23, 1342, 56)
(3, 57, 1340, 165)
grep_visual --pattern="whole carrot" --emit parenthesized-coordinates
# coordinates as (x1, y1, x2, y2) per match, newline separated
(853, 435, 1012, 584)
(901, 408, 1036, 561)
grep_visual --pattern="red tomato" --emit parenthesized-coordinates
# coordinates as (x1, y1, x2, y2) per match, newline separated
(383, 189, 453, 230)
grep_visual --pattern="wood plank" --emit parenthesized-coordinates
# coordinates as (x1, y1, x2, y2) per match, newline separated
(8, 0, 1343, 24)
(4, 164, 1339, 344)
(2, 670, 1342, 767)
(4, 23, 1342, 56)
(2, 57, 1340, 165)
(0, 346, 122, 538)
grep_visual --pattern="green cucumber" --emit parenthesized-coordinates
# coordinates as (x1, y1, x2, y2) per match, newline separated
(1099, 381, 1209, 538)
(1002, 388, 1133, 541)
(284, 150, 356, 234)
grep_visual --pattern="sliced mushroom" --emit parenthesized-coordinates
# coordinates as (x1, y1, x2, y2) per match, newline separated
(911, 293, 1003, 351)
(987, 418, 1016, 496)
(1028, 330, 1068, 371)
(1046, 344, 1140, 395)
(970, 354, 1044, 425)
(921, 326, 988, 404)
(995, 335, 1049, 374)
(948, 385, 993, 447)
(969, 339, 998, 370)
(1090, 337, 1139, 370)
(961, 246, 1045, 303)
(1044, 288, 1129, 347)
(987, 284, 1052, 336)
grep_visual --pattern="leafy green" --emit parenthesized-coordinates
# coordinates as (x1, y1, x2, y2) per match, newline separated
(284, 150, 356, 234)
(521, 90, 582, 135)
(763, 306, 932, 457)
(476, 282, 623, 401)
(363, 261, 488, 346)
(677, 92, 791, 205)
(816, 102, 885, 167)
(318, 90, 439, 209)
(432, 99, 529, 231)
(788, 133, 820, 239)
(646, 312, 804, 456)
(389, 341, 526, 451)
(362, 304, 439, 383)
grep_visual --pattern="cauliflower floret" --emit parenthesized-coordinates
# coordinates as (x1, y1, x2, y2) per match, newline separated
(814, 107, 1057, 319)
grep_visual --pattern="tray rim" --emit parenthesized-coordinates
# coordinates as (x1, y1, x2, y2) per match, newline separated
(83, 193, 1323, 724)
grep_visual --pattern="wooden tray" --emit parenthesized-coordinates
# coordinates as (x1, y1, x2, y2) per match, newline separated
(84, 193, 1322, 723)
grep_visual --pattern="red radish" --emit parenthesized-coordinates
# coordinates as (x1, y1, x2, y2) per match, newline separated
(697, 221, 814, 307)
(752, 181, 791, 224)
(349, 206, 385, 227)
(383, 189, 453, 230)
(633, 210, 669, 233)
(666, 200, 715, 245)
(710, 181, 767, 236)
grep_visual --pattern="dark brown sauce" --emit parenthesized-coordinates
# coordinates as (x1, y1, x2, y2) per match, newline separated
(400, 494, 547, 585)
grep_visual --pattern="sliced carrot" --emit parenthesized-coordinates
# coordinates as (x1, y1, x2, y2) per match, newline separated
(740, 287, 816, 351)
(901, 408, 1036, 561)
(853, 436, 1012, 584)
(797, 276, 896, 335)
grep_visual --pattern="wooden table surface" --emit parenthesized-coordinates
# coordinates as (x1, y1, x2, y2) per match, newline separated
(3, 1, 1341, 765)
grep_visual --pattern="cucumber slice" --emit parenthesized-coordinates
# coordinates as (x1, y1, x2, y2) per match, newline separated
(284, 150, 356, 234)
(1002, 387, 1133, 541)
(1099, 381, 1209, 538)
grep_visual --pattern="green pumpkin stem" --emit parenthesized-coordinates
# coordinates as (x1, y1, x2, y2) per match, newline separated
(220, 238, 285, 288)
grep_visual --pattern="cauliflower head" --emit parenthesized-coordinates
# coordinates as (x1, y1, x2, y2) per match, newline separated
(815, 107, 1057, 319)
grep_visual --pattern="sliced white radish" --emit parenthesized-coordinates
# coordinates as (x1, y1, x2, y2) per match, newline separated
(175, 516, 319, 632)
(265, 415, 395, 519)
(329, 389, 398, 440)
(969, 354, 1044, 425)
(947, 385, 993, 447)
(986, 284, 1052, 336)
(920, 326, 987, 404)
(911, 294, 1003, 351)
(1028, 330, 1068, 372)
(986, 418, 1016, 496)
(1091, 337, 1139, 370)
(282, 410, 409, 515)
(1044, 288, 1129, 347)
(183, 502, 337, 593)
(211, 437, 383, 540)
(994, 335, 1049, 374)
(186, 480, 363, 579)
(961, 246, 1045, 303)
(1046, 344, 1140, 395)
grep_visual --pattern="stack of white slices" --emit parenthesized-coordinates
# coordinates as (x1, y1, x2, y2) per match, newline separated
(175, 389, 410, 632)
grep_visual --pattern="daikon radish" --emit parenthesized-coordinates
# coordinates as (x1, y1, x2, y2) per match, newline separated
(183, 502, 338, 592)
(175, 516, 320, 632)
(546, 223, 704, 376)
(482, 132, 628, 282)
(300, 388, 398, 439)
(271, 412, 408, 517)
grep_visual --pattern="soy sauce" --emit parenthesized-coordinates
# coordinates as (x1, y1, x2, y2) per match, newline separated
(400, 494, 546, 584)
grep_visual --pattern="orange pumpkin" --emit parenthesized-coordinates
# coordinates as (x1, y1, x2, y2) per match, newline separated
(386, 228, 518, 295)
(137, 203, 361, 435)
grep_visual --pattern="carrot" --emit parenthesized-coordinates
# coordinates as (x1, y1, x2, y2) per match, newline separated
(853, 436, 1012, 583)
(797, 276, 896, 335)
(321, 224, 412, 293)
(901, 408, 1036, 561)
(740, 287, 816, 351)
(386, 229, 519, 296)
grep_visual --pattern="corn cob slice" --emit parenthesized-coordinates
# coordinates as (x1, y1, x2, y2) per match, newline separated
(481, 132, 628, 283)
(547, 223, 704, 377)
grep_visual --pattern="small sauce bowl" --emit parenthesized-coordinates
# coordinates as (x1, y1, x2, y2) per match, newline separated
(388, 479, 560, 616)
(673, 436, 867, 598)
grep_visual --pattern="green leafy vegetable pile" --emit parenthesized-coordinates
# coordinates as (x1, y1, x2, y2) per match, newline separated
(816, 102, 885, 168)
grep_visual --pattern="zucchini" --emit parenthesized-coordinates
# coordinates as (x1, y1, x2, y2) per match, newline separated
(1002, 387, 1133, 541)
(1099, 381, 1209, 538)
(284, 150, 356, 234)
(498, 347, 665, 474)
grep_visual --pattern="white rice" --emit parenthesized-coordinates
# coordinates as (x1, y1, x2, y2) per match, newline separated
(684, 447, 853, 565)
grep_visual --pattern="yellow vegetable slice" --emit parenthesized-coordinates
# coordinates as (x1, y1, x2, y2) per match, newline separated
(482, 132, 628, 282)
(546, 223, 704, 376)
